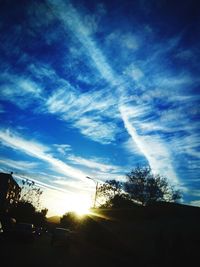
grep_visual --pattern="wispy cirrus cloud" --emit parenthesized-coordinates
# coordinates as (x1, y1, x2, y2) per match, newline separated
(53, 144, 71, 155)
(189, 200, 200, 207)
(0, 158, 39, 171)
(154, 73, 199, 88)
(123, 64, 144, 82)
(14, 173, 75, 196)
(52, 178, 94, 193)
(46, 87, 116, 117)
(73, 116, 118, 144)
(170, 133, 200, 159)
(119, 105, 179, 184)
(27, 63, 56, 80)
(0, 72, 43, 108)
(67, 154, 120, 173)
(46, 85, 119, 144)
(106, 31, 139, 51)
(0, 128, 86, 180)
(47, 0, 118, 87)
(45, 0, 189, 184)
(1, 0, 196, 190)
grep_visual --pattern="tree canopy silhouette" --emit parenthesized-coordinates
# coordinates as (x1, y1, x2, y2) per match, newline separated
(20, 179, 43, 209)
(9, 178, 48, 226)
(98, 166, 181, 208)
(125, 166, 181, 206)
(98, 179, 134, 208)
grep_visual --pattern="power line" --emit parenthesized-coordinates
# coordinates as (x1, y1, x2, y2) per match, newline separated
(7, 170, 75, 196)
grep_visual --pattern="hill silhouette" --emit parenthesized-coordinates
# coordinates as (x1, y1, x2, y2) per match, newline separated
(81, 202, 200, 266)
(47, 215, 60, 224)
(45, 203, 200, 266)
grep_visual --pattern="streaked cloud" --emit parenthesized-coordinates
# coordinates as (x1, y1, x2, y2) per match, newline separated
(74, 116, 118, 144)
(189, 200, 200, 207)
(0, 128, 86, 180)
(47, 0, 118, 87)
(0, 72, 43, 108)
(46, 85, 119, 144)
(0, 158, 38, 171)
(53, 144, 72, 155)
(123, 64, 144, 81)
(67, 155, 120, 173)
(27, 63, 56, 80)
(106, 31, 139, 50)
(119, 105, 179, 184)
(1, 0, 199, 212)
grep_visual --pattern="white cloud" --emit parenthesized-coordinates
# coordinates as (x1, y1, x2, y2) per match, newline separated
(0, 73, 43, 108)
(74, 116, 118, 144)
(46, 86, 117, 118)
(81, 2, 106, 35)
(89, 171, 125, 183)
(46, 86, 76, 114)
(47, 0, 118, 87)
(119, 105, 179, 184)
(122, 138, 143, 156)
(67, 155, 120, 172)
(19, 79, 41, 96)
(156, 74, 195, 87)
(52, 178, 93, 192)
(170, 133, 200, 159)
(44, 0, 197, 187)
(46, 86, 119, 144)
(0, 128, 86, 180)
(118, 103, 149, 120)
(189, 200, 200, 207)
(189, 189, 200, 197)
(28, 63, 56, 79)
(106, 31, 139, 50)
(121, 33, 139, 50)
(0, 158, 38, 171)
(53, 144, 71, 155)
(124, 64, 144, 81)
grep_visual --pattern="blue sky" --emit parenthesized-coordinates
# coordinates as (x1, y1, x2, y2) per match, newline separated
(0, 0, 200, 215)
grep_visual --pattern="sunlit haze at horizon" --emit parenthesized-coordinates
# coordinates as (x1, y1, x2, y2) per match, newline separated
(0, 0, 199, 216)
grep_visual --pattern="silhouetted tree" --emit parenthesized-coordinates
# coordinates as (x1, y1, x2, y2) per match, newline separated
(9, 178, 47, 225)
(98, 180, 136, 208)
(98, 180, 123, 207)
(125, 166, 181, 206)
(20, 179, 43, 209)
(41, 208, 48, 217)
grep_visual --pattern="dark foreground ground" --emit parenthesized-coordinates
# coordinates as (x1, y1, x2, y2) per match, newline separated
(0, 232, 130, 267)
(1, 219, 199, 267)
(1, 203, 200, 267)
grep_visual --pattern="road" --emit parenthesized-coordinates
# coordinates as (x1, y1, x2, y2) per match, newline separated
(0, 233, 128, 267)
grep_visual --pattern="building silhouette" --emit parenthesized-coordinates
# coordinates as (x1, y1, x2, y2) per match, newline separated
(0, 172, 21, 212)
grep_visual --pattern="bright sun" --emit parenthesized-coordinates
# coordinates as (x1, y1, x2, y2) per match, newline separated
(72, 206, 90, 216)
(69, 195, 91, 216)
(45, 192, 92, 217)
